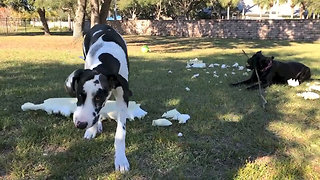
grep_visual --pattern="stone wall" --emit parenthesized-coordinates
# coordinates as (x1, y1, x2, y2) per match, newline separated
(106, 19, 320, 41)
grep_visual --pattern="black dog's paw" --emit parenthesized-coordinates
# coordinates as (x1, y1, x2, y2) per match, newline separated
(230, 83, 240, 87)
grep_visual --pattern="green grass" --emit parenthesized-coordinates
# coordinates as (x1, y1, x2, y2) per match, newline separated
(0, 35, 320, 179)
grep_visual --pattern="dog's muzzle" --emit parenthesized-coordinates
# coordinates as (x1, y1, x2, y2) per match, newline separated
(76, 121, 88, 129)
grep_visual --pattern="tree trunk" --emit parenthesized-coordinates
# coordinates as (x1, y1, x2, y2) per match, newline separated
(227, 6, 230, 20)
(37, 8, 50, 35)
(73, 0, 87, 38)
(99, 0, 112, 25)
(68, 12, 72, 31)
(90, 0, 100, 27)
(113, 0, 117, 20)
(299, 3, 305, 19)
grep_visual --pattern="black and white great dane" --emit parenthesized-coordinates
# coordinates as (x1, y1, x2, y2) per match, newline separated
(65, 24, 132, 172)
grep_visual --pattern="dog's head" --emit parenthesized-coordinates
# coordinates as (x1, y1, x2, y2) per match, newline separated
(246, 51, 274, 71)
(65, 69, 131, 129)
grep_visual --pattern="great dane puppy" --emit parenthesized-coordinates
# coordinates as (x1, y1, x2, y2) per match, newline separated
(232, 51, 311, 89)
(65, 24, 132, 172)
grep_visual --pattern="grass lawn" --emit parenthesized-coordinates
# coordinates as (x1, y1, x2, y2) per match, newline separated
(0, 35, 320, 179)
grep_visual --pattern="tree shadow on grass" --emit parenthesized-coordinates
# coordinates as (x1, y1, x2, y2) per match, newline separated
(124, 35, 304, 53)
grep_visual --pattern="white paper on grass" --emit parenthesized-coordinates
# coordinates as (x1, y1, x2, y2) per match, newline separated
(232, 63, 239, 67)
(174, 114, 190, 124)
(191, 74, 200, 79)
(21, 98, 147, 121)
(162, 109, 190, 124)
(162, 109, 180, 119)
(238, 66, 244, 71)
(287, 78, 300, 87)
(242, 72, 249, 76)
(297, 92, 320, 100)
(186, 58, 206, 68)
(152, 119, 172, 126)
(308, 85, 320, 91)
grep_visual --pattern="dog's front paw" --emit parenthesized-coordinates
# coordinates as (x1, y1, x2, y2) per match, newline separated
(84, 121, 103, 139)
(115, 154, 130, 173)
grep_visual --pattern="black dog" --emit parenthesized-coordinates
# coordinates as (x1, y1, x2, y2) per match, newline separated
(232, 51, 311, 89)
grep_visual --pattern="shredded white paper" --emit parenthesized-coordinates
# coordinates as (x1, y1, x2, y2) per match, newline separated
(297, 92, 320, 100)
(186, 58, 206, 68)
(162, 109, 190, 124)
(152, 119, 172, 126)
(21, 98, 147, 121)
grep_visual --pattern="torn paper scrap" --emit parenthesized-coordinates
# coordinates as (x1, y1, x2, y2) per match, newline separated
(162, 109, 190, 124)
(152, 119, 172, 126)
(173, 114, 190, 124)
(287, 78, 300, 87)
(185, 87, 190, 91)
(297, 92, 320, 100)
(238, 66, 244, 71)
(186, 58, 206, 68)
(21, 98, 77, 116)
(308, 85, 320, 91)
(168, 70, 172, 74)
(232, 63, 239, 67)
(21, 98, 147, 121)
(178, 132, 183, 137)
(213, 74, 219, 78)
(208, 64, 214, 68)
(221, 64, 227, 69)
(162, 109, 180, 119)
(191, 74, 200, 79)
(243, 72, 249, 76)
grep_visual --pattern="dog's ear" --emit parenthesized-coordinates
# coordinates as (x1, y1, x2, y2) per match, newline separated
(257, 51, 262, 54)
(271, 56, 274, 60)
(65, 69, 84, 97)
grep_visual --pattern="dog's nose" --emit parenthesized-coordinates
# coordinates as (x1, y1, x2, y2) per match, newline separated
(76, 121, 88, 129)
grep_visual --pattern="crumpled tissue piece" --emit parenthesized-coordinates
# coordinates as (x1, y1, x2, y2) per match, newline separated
(152, 119, 172, 126)
(221, 64, 227, 69)
(21, 98, 147, 121)
(297, 92, 320, 100)
(232, 63, 239, 67)
(186, 58, 206, 68)
(162, 109, 190, 124)
(238, 66, 244, 71)
(243, 72, 249, 76)
(308, 85, 320, 91)
(287, 78, 300, 87)
(191, 74, 200, 79)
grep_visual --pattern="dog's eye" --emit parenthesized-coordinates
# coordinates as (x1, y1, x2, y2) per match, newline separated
(94, 96, 101, 101)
